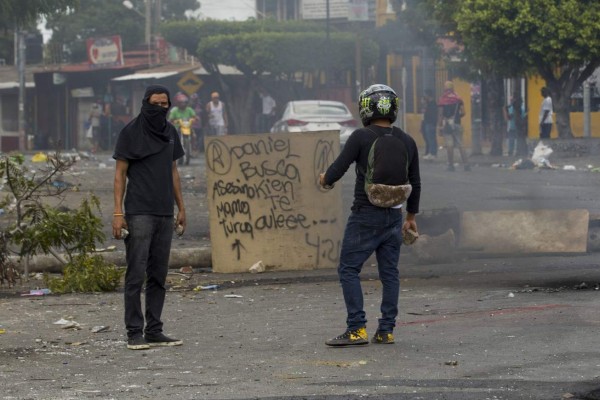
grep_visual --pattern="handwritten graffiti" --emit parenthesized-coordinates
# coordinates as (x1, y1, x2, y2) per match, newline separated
(206, 136, 299, 176)
(212, 178, 295, 201)
(314, 139, 337, 192)
(205, 139, 232, 175)
(207, 133, 342, 270)
(239, 159, 301, 182)
(216, 199, 252, 220)
(305, 233, 341, 265)
(231, 239, 246, 260)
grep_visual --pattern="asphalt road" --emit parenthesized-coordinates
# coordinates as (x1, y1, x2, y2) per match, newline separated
(1, 144, 600, 399)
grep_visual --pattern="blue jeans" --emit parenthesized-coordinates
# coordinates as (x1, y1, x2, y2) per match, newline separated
(338, 207, 403, 333)
(424, 123, 438, 156)
(124, 215, 174, 339)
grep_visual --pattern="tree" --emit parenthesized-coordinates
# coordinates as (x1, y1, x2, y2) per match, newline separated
(0, 153, 106, 280)
(0, 0, 78, 27)
(378, 0, 507, 155)
(162, 19, 379, 133)
(44, 0, 199, 63)
(456, 0, 600, 138)
(0, 0, 78, 63)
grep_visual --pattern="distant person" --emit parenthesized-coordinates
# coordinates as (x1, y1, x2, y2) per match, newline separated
(421, 89, 438, 159)
(168, 93, 197, 135)
(112, 84, 186, 350)
(88, 98, 103, 152)
(189, 93, 204, 150)
(539, 87, 553, 139)
(320, 84, 421, 346)
(437, 81, 470, 171)
(257, 89, 276, 133)
(503, 96, 526, 157)
(206, 91, 227, 136)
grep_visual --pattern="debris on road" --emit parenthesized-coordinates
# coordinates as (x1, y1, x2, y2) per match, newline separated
(193, 284, 220, 291)
(21, 288, 51, 296)
(249, 260, 266, 274)
(53, 318, 81, 330)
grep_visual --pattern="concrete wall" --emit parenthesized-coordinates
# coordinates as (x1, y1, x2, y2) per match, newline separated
(204, 131, 344, 273)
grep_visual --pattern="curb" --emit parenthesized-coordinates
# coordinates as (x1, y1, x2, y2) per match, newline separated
(13, 246, 213, 274)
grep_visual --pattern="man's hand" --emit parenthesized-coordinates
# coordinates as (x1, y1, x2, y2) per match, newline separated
(319, 173, 334, 189)
(402, 213, 418, 235)
(175, 209, 186, 236)
(112, 215, 127, 239)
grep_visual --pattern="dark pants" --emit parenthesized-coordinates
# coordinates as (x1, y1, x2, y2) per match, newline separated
(423, 122, 438, 156)
(124, 215, 174, 339)
(540, 123, 552, 139)
(338, 207, 403, 333)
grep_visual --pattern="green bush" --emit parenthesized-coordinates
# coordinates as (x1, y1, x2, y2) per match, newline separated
(44, 254, 124, 294)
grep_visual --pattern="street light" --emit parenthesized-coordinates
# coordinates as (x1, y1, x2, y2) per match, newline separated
(123, 0, 151, 48)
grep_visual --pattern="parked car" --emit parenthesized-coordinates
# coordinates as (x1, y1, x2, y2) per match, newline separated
(270, 100, 359, 146)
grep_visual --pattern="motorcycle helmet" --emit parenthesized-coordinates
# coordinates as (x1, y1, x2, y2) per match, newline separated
(174, 92, 188, 104)
(358, 84, 399, 127)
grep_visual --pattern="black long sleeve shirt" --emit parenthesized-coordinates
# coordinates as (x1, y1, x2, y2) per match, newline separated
(324, 125, 421, 214)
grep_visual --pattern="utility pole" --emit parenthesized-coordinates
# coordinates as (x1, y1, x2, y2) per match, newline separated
(583, 81, 591, 138)
(325, 0, 330, 94)
(145, 0, 152, 65)
(17, 29, 26, 151)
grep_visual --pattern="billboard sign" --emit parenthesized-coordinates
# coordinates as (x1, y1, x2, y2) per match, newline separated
(87, 36, 124, 68)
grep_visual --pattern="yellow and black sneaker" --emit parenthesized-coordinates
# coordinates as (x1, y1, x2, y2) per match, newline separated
(371, 331, 395, 344)
(325, 327, 369, 346)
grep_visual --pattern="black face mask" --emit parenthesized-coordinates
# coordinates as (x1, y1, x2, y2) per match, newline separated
(112, 86, 175, 160)
(140, 100, 169, 136)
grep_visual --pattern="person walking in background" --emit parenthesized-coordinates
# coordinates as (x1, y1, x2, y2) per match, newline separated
(257, 89, 276, 133)
(319, 84, 421, 346)
(539, 87, 553, 139)
(189, 93, 204, 150)
(421, 89, 438, 160)
(503, 96, 527, 157)
(112, 85, 186, 350)
(88, 98, 103, 152)
(437, 81, 470, 171)
(206, 91, 228, 136)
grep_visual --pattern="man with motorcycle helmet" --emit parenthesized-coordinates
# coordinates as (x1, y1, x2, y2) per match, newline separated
(168, 93, 197, 164)
(168, 93, 197, 131)
(319, 84, 421, 347)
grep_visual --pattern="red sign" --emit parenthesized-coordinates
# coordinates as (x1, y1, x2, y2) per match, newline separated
(86, 36, 124, 68)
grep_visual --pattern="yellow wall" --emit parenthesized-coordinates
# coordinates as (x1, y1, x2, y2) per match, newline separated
(454, 80, 472, 145)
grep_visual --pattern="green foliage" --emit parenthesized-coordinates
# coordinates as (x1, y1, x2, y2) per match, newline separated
(44, 254, 124, 293)
(45, 0, 144, 62)
(456, 0, 600, 137)
(0, 0, 78, 28)
(11, 196, 106, 261)
(44, 0, 199, 62)
(162, 19, 379, 75)
(196, 31, 377, 76)
(0, 152, 106, 267)
(457, 0, 600, 79)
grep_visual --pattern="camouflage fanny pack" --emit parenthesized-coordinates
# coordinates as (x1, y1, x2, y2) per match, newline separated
(365, 183, 412, 208)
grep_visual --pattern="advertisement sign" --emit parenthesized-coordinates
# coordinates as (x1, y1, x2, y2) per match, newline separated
(302, 0, 349, 19)
(348, 0, 369, 21)
(87, 36, 124, 68)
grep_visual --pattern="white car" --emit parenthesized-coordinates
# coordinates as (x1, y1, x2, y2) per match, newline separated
(270, 100, 359, 146)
